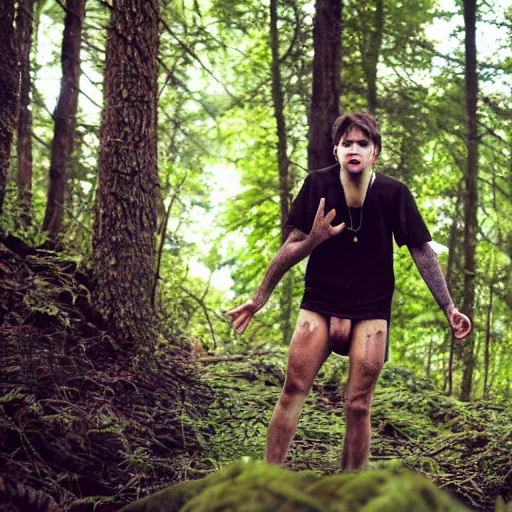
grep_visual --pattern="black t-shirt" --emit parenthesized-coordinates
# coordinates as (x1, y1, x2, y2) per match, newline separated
(285, 167, 431, 319)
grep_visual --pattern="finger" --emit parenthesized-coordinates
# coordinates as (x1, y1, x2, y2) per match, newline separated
(235, 314, 253, 334)
(455, 315, 471, 329)
(454, 321, 472, 339)
(232, 311, 250, 331)
(227, 314, 239, 329)
(331, 222, 346, 236)
(226, 303, 248, 317)
(325, 208, 336, 224)
(313, 198, 326, 223)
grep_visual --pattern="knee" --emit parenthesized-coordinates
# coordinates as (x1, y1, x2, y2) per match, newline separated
(281, 378, 309, 404)
(345, 392, 372, 417)
(344, 362, 382, 416)
(353, 356, 384, 381)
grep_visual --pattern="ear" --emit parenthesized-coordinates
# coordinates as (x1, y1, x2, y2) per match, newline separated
(371, 147, 379, 166)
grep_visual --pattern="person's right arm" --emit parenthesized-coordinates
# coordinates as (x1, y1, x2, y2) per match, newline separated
(227, 198, 345, 334)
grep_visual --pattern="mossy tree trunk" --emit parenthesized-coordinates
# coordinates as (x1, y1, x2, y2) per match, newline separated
(42, 0, 86, 240)
(307, 0, 341, 171)
(0, 1, 19, 215)
(16, 0, 36, 228)
(460, 0, 478, 402)
(92, 0, 160, 357)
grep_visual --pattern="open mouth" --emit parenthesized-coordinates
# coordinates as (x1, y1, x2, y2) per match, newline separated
(348, 159, 361, 165)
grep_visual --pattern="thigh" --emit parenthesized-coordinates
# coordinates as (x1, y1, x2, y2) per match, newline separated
(284, 309, 331, 394)
(346, 319, 387, 392)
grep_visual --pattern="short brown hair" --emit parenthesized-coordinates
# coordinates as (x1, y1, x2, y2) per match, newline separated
(332, 112, 381, 152)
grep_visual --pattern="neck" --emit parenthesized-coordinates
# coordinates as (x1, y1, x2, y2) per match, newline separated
(340, 167, 372, 188)
(340, 167, 373, 207)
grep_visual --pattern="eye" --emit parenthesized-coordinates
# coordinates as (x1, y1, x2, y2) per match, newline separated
(341, 142, 351, 147)
(358, 141, 369, 147)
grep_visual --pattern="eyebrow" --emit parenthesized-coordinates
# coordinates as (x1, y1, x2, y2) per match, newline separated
(342, 138, 370, 143)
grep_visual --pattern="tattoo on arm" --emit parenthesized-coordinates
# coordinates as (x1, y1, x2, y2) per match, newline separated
(409, 243, 453, 315)
(254, 228, 313, 305)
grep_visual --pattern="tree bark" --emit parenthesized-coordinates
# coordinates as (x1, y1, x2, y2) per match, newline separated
(16, 0, 36, 227)
(270, 0, 293, 344)
(92, 0, 160, 355)
(360, 0, 383, 115)
(483, 284, 493, 399)
(0, 1, 19, 215)
(42, 0, 86, 240)
(270, 0, 290, 245)
(307, 0, 341, 171)
(459, 0, 479, 402)
(445, 190, 462, 396)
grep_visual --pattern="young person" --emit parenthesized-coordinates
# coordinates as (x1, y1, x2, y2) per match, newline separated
(227, 112, 471, 470)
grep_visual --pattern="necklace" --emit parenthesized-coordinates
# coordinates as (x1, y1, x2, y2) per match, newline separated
(345, 172, 374, 243)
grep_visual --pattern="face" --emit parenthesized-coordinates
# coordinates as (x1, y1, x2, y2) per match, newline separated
(334, 127, 378, 174)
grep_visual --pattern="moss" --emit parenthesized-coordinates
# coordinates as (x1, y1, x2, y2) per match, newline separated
(121, 461, 470, 512)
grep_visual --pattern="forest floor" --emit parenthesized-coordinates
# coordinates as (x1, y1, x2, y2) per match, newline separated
(0, 235, 510, 512)
(197, 348, 512, 512)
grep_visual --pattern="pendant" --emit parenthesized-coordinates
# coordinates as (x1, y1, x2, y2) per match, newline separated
(353, 236, 358, 243)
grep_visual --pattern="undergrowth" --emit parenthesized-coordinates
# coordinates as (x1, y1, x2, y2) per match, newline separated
(199, 352, 512, 512)
(1, 234, 511, 512)
(0, 236, 214, 511)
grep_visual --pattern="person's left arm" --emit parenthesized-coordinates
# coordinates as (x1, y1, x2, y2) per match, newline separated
(408, 243, 472, 339)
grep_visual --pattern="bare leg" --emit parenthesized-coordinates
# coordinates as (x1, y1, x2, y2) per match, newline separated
(341, 319, 386, 471)
(264, 309, 331, 465)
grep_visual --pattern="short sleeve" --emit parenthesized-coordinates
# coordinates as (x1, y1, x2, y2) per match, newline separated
(392, 184, 432, 248)
(285, 174, 317, 237)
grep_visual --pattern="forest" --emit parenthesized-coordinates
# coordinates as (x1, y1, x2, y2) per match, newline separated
(0, 0, 511, 510)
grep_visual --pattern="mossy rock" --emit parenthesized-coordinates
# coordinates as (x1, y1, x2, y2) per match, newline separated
(120, 461, 469, 512)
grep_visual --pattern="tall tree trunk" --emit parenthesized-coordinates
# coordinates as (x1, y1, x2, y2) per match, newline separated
(270, 0, 290, 244)
(42, 0, 86, 240)
(483, 284, 493, 399)
(16, 0, 36, 227)
(0, 1, 19, 215)
(307, 0, 341, 171)
(445, 190, 462, 396)
(270, 0, 293, 344)
(360, 0, 383, 114)
(459, 0, 479, 402)
(92, 0, 159, 355)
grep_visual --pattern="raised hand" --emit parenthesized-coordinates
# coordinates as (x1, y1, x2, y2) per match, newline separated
(447, 304, 472, 339)
(310, 198, 346, 245)
(227, 199, 344, 336)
